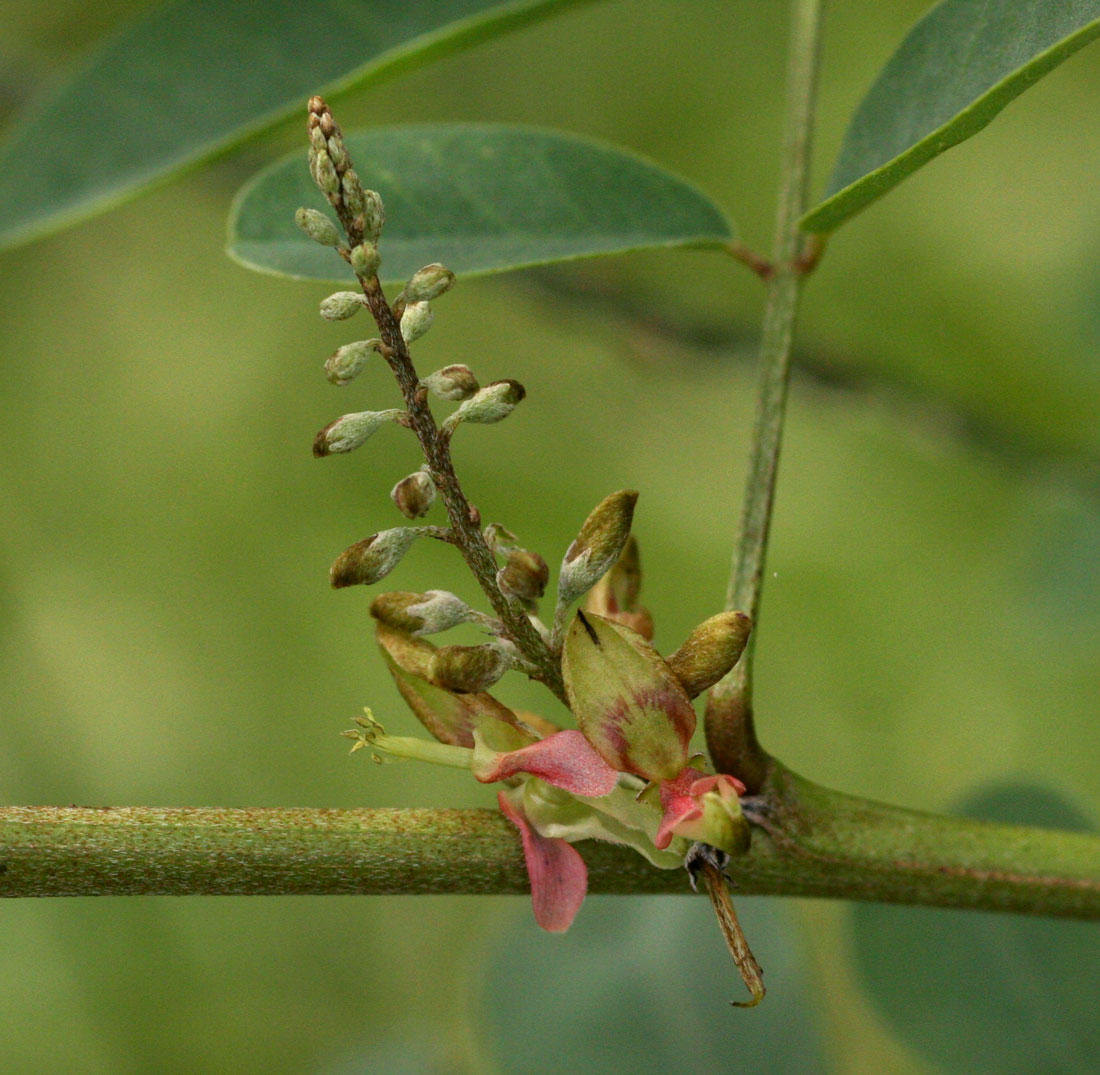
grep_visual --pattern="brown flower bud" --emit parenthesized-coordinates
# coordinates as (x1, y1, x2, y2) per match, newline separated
(370, 590, 471, 635)
(665, 611, 752, 698)
(497, 548, 549, 603)
(428, 644, 510, 693)
(330, 528, 418, 588)
(391, 470, 436, 519)
(422, 364, 479, 402)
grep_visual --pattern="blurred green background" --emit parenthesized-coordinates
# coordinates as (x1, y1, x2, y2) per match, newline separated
(2, 1, 1099, 1072)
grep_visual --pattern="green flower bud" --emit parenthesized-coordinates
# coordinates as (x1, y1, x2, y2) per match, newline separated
(665, 611, 752, 699)
(330, 528, 419, 588)
(561, 611, 694, 782)
(309, 151, 340, 196)
(349, 241, 381, 278)
(391, 470, 436, 519)
(422, 364, 479, 402)
(400, 264, 456, 304)
(445, 380, 526, 432)
(557, 490, 638, 610)
(312, 408, 401, 456)
(340, 168, 365, 215)
(362, 190, 385, 244)
(325, 339, 382, 386)
(319, 291, 366, 321)
(371, 590, 472, 636)
(497, 548, 549, 603)
(428, 643, 510, 693)
(399, 301, 434, 344)
(295, 207, 341, 247)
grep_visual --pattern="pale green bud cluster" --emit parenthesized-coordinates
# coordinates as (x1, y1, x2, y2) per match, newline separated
(319, 291, 367, 322)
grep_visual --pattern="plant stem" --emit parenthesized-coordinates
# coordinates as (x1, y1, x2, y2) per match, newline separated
(706, 0, 825, 787)
(5, 776, 1100, 919)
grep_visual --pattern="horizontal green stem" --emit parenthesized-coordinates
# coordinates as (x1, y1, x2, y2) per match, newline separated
(3, 781, 1099, 918)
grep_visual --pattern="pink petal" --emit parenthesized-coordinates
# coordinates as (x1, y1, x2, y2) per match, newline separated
(653, 770, 748, 849)
(474, 729, 620, 796)
(498, 791, 588, 933)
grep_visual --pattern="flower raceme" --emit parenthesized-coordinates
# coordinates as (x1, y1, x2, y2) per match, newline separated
(354, 604, 752, 932)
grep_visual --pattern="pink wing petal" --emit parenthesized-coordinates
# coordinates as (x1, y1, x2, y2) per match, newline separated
(498, 791, 588, 933)
(475, 729, 620, 796)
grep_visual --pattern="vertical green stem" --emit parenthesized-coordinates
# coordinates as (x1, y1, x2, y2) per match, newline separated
(706, 0, 825, 787)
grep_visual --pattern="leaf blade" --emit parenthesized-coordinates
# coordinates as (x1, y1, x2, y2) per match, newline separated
(227, 124, 734, 283)
(851, 783, 1100, 1074)
(803, 0, 1100, 233)
(0, 0, 597, 251)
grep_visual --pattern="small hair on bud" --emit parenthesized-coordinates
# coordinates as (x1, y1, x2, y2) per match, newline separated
(313, 408, 402, 457)
(319, 291, 367, 322)
(422, 364, 479, 402)
(497, 548, 549, 603)
(330, 527, 419, 588)
(428, 643, 510, 693)
(400, 264, 456, 304)
(349, 242, 381, 278)
(370, 589, 472, 635)
(325, 338, 382, 386)
(391, 470, 436, 519)
(400, 301, 434, 344)
(295, 207, 341, 247)
(556, 490, 639, 611)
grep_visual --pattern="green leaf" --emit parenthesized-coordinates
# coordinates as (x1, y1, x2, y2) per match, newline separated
(802, 1, 1100, 233)
(479, 896, 826, 1074)
(227, 124, 733, 283)
(851, 783, 1100, 1074)
(0, 0, 597, 252)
